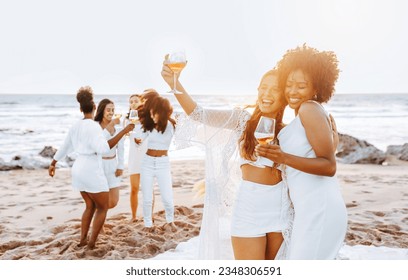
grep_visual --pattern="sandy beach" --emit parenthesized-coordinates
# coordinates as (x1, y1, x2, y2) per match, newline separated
(1, 158, 408, 260)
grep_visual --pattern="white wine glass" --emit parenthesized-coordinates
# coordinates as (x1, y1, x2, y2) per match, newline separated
(166, 50, 187, 94)
(250, 116, 276, 168)
(129, 109, 138, 124)
(113, 113, 122, 120)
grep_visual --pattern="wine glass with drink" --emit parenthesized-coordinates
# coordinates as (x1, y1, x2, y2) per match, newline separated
(250, 116, 276, 168)
(166, 50, 187, 94)
(128, 110, 138, 124)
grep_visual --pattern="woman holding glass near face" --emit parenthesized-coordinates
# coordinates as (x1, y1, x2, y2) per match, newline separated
(161, 53, 292, 260)
(256, 45, 347, 259)
(126, 94, 148, 222)
(94, 99, 125, 209)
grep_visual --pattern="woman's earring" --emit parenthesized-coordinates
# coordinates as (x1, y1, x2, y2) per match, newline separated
(313, 94, 318, 100)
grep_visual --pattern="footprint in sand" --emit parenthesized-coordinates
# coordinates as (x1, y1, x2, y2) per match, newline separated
(346, 201, 359, 208)
(51, 225, 67, 234)
(175, 205, 194, 216)
(370, 211, 386, 217)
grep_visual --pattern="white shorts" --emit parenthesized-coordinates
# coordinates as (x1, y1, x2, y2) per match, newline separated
(231, 180, 287, 238)
(102, 157, 122, 189)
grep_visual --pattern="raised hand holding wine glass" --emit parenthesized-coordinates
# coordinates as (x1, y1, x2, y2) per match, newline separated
(166, 50, 187, 94)
(251, 116, 276, 168)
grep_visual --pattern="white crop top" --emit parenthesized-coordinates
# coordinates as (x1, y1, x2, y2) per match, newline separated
(146, 121, 174, 150)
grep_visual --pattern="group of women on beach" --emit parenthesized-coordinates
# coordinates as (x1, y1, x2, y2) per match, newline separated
(48, 44, 348, 260)
(48, 87, 177, 249)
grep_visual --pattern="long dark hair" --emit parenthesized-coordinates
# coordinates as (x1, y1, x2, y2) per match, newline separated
(94, 98, 113, 123)
(149, 96, 176, 133)
(139, 89, 159, 133)
(239, 70, 286, 161)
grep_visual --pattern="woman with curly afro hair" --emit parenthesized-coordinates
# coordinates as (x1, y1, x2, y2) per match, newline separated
(256, 44, 347, 259)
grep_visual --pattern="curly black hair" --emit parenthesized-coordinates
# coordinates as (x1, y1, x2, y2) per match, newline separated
(276, 44, 339, 103)
(76, 86, 95, 113)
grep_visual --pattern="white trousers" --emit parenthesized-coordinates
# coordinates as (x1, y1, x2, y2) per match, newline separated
(140, 154, 174, 227)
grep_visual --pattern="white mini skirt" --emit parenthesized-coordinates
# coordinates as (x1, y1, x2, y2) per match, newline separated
(231, 180, 287, 238)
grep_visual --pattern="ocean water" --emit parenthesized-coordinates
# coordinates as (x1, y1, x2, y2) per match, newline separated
(0, 93, 407, 164)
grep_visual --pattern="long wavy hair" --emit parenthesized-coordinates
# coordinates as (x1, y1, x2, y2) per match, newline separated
(142, 96, 176, 133)
(94, 98, 113, 123)
(239, 70, 286, 161)
(139, 89, 160, 133)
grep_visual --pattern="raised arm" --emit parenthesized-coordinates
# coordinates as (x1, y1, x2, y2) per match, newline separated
(161, 56, 248, 130)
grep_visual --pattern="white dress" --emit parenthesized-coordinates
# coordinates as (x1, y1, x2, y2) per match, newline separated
(278, 112, 348, 259)
(128, 124, 148, 175)
(54, 119, 110, 193)
(101, 126, 125, 188)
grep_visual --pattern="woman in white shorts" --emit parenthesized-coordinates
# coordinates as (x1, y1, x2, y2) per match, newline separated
(94, 98, 125, 209)
(162, 62, 291, 260)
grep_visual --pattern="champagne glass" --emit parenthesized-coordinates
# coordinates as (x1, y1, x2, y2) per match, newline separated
(166, 50, 187, 94)
(250, 116, 276, 168)
(129, 109, 138, 124)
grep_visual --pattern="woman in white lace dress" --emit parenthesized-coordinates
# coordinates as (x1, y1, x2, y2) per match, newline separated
(161, 60, 291, 260)
(256, 45, 348, 259)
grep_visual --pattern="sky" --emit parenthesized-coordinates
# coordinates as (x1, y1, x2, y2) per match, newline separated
(0, 0, 407, 95)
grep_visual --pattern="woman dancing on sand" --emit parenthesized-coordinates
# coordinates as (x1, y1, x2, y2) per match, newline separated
(161, 60, 291, 259)
(94, 98, 125, 209)
(256, 45, 347, 259)
(139, 93, 176, 228)
(48, 87, 134, 249)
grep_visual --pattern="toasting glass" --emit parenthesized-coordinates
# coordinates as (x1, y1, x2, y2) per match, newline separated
(250, 116, 276, 168)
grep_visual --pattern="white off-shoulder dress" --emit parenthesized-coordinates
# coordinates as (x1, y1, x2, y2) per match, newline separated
(54, 119, 111, 193)
(278, 111, 348, 259)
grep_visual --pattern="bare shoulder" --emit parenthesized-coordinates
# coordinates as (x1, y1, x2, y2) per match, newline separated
(298, 101, 327, 124)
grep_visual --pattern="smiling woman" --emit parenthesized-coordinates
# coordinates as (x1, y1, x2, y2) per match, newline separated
(95, 98, 125, 210)
(161, 57, 293, 260)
